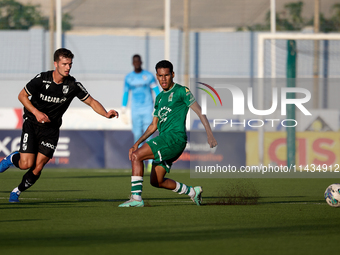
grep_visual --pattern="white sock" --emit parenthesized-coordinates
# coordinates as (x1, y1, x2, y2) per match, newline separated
(188, 187, 196, 197)
(173, 182, 195, 197)
(12, 187, 21, 195)
(131, 176, 143, 201)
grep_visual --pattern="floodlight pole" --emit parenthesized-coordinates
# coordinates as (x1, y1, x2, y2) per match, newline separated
(56, 0, 62, 50)
(49, 0, 55, 69)
(183, 0, 190, 87)
(313, 0, 320, 108)
(258, 34, 265, 166)
(270, 0, 276, 79)
(164, 0, 171, 60)
(256, 0, 277, 167)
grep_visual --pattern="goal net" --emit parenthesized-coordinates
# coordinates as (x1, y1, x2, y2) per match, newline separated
(258, 33, 340, 79)
(256, 32, 340, 166)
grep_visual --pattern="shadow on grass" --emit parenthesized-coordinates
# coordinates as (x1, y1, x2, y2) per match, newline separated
(0, 219, 44, 223)
(0, 186, 324, 207)
(1, 223, 340, 247)
(0, 190, 85, 195)
(46, 175, 129, 179)
(203, 195, 325, 205)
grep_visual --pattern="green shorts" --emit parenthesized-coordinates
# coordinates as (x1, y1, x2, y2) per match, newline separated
(147, 133, 187, 173)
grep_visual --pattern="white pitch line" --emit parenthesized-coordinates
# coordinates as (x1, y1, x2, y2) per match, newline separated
(0, 197, 327, 205)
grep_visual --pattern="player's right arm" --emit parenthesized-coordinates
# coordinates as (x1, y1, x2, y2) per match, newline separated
(18, 88, 50, 124)
(121, 77, 130, 124)
(129, 116, 158, 160)
(150, 75, 160, 96)
(121, 77, 130, 110)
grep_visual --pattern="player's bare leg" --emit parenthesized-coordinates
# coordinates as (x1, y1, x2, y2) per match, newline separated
(118, 143, 154, 207)
(130, 143, 154, 176)
(150, 165, 176, 190)
(150, 165, 203, 206)
(10, 152, 50, 202)
(16, 153, 36, 170)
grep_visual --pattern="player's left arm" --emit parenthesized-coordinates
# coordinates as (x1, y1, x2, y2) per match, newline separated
(150, 75, 160, 96)
(190, 101, 217, 148)
(83, 95, 119, 119)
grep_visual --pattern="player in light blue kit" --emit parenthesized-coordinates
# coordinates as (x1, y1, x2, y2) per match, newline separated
(121, 54, 160, 172)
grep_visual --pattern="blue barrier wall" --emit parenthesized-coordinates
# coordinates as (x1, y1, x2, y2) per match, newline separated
(0, 130, 246, 169)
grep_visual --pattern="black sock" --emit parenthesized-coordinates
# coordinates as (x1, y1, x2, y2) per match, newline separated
(12, 153, 20, 168)
(18, 169, 41, 192)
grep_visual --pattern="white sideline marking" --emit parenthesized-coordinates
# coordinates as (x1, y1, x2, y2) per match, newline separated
(0, 197, 193, 202)
(0, 197, 327, 205)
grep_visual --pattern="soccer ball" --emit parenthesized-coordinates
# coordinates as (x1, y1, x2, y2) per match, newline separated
(324, 184, 340, 207)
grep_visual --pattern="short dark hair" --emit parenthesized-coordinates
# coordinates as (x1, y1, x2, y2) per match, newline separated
(54, 48, 74, 62)
(155, 60, 173, 73)
(133, 54, 141, 61)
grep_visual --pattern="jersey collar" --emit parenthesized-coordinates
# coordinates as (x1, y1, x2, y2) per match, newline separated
(163, 83, 177, 93)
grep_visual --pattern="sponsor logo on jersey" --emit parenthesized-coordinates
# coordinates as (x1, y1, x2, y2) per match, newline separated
(40, 93, 66, 104)
(76, 82, 88, 94)
(160, 106, 172, 112)
(43, 80, 51, 84)
(168, 92, 174, 102)
(63, 85, 69, 94)
(185, 87, 192, 97)
(158, 106, 172, 123)
(41, 141, 56, 150)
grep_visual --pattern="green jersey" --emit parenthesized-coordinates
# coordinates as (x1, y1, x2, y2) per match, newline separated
(153, 83, 196, 141)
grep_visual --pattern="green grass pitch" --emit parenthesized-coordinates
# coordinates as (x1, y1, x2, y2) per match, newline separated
(0, 168, 339, 255)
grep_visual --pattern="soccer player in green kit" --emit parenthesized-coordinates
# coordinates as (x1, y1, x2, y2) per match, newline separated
(119, 60, 217, 207)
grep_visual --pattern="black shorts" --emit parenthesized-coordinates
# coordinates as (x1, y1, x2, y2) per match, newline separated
(19, 120, 60, 158)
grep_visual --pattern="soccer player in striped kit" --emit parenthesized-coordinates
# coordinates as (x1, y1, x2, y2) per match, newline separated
(119, 60, 217, 207)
